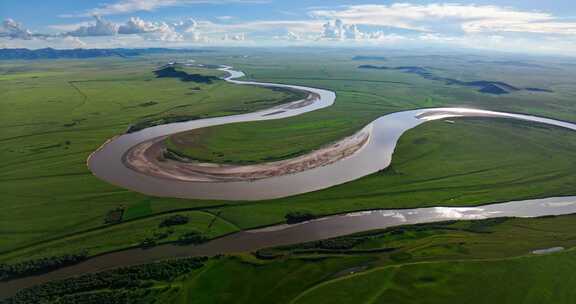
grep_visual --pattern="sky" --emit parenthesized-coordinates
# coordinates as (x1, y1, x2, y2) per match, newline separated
(1, 0, 575, 55)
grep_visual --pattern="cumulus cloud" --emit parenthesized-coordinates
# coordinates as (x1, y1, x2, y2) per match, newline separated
(61, 16, 201, 42)
(286, 31, 300, 41)
(321, 19, 342, 39)
(145, 23, 184, 42)
(311, 3, 576, 35)
(198, 20, 320, 34)
(321, 19, 381, 40)
(62, 36, 87, 47)
(142, 18, 202, 41)
(5, 2, 576, 55)
(116, 17, 189, 41)
(67, 15, 118, 37)
(1, 19, 33, 40)
(224, 33, 246, 41)
(173, 18, 198, 32)
(118, 17, 161, 34)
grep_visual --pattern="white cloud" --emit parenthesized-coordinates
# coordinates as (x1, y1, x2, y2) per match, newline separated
(462, 19, 576, 35)
(61, 16, 201, 42)
(5, 2, 576, 56)
(286, 31, 300, 41)
(173, 18, 198, 32)
(1, 19, 33, 40)
(224, 33, 246, 41)
(62, 36, 87, 47)
(49, 22, 93, 32)
(118, 17, 162, 34)
(320, 19, 402, 41)
(198, 20, 322, 35)
(310, 3, 576, 35)
(63, 0, 270, 17)
(67, 15, 119, 37)
(86, 0, 181, 16)
(216, 16, 234, 21)
(321, 19, 364, 40)
(145, 23, 185, 42)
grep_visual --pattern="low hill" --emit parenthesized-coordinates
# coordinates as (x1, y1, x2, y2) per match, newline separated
(0, 48, 208, 60)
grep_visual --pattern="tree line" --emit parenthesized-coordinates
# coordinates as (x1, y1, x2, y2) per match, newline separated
(4, 257, 208, 304)
(0, 251, 88, 281)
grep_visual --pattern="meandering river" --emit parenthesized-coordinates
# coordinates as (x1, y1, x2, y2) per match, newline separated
(87, 66, 576, 200)
(2, 64, 576, 298)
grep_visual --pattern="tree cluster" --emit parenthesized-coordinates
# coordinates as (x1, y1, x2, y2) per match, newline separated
(159, 215, 189, 227)
(5, 257, 207, 304)
(0, 251, 88, 281)
(285, 211, 316, 224)
(177, 231, 207, 245)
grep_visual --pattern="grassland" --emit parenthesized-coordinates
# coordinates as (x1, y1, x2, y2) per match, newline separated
(0, 56, 301, 257)
(165, 50, 576, 163)
(10, 214, 576, 303)
(197, 215, 576, 304)
(213, 117, 576, 229)
(0, 210, 238, 263)
(293, 250, 576, 304)
(2, 49, 576, 269)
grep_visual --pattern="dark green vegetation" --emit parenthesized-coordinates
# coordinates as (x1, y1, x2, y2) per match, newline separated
(154, 66, 219, 84)
(285, 211, 317, 224)
(352, 55, 388, 61)
(159, 215, 189, 227)
(7, 214, 576, 303)
(0, 251, 87, 281)
(127, 64, 308, 133)
(4, 257, 207, 304)
(2, 48, 576, 284)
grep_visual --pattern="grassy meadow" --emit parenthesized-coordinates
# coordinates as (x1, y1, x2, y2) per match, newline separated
(1, 48, 576, 274)
(166, 50, 576, 163)
(13, 214, 576, 303)
(0, 56, 299, 257)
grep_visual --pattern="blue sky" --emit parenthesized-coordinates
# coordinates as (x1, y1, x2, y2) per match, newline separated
(1, 0, 575, 55)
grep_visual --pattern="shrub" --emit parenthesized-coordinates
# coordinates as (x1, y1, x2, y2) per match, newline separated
(177, 231, 207, 245)
(105, 207, 125, 224)
(139, 238, 157, 249)
(159, 215, 189, 227)
(390, 252, 413, 262)
(285, 211, 316, 224)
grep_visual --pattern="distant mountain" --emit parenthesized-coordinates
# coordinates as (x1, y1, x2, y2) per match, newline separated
(358, 64, 552, 95)
(468, 60, 548, 69)
(352, 56, 387, 61)
(0, 48, 209, 60)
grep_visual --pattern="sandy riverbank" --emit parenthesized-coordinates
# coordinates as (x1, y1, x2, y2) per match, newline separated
(123, 124, 371, 182)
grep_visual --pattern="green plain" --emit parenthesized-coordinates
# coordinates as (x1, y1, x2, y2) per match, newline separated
(1, 49, 576, 266)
